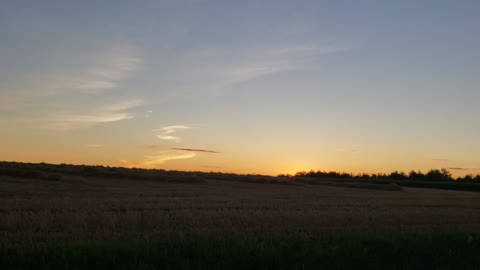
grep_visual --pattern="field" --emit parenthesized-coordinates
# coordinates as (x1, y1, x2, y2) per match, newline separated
(2, 164, 480, 269)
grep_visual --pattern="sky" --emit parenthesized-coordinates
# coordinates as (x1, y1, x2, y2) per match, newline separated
(1, 0, 479, 176)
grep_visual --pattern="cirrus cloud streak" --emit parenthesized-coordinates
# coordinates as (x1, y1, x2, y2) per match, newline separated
(447, 167, 480, 171)
(171, 147, 221, 154)
(72, 45, 142, 94)
(41, 98, 144, 130)
(144, 145, 221, 154)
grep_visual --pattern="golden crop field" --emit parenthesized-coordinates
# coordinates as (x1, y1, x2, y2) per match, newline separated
(2, 165, 480, 269)
(2, 172, 480, 244)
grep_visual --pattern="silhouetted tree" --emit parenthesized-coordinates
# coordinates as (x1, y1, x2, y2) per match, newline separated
(295, 171, 307, 177)
(408, 170, 425, 181)
(458, 174, 474, 182)
(359, 173, 372, 179)
(389, 171, 408, 181)
(424, 169, 452, 182)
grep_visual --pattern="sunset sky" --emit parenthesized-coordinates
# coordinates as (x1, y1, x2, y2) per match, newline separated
(1, 1, 479, 176)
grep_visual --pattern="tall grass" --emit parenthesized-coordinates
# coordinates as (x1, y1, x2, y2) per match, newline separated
(2, 233, 480, 269)
(3, 162, 480, 269)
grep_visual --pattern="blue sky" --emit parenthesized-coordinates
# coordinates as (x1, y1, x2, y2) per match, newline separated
(1, 0, 479, 175)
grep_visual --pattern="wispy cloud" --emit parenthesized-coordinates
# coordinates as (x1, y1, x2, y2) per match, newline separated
(72, 45, 142, 94)
(143, 152, 197, 166)
(99, 99, 144, 112)
(156, 135, 181, 142)
(217, 61, 297, 87)
(144, 110, 153, 118)
(43, 98, 144, 130)
(447, 167, 480, 171)
(177, 42, 352, 95)
(144, 145, 220, 154)
(0, 43, 145, 132)
(31, 44, 143, 97)
(171, 147, 221, 154)
(125, 144, 209, 168)
(153, 125, 191, 142)
(219, 43, 349, 86)
(122, 150, 197, 168)
(153, 125, 191, 134)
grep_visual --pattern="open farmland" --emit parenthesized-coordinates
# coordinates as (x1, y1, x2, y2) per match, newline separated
(2, 167, 480, 269)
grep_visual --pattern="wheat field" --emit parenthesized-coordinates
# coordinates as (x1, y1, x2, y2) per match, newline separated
(2, 170, 480, 269)
(2, 173, 480, 244)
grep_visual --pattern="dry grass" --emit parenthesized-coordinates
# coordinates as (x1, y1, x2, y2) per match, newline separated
(2, 173, 480, 245)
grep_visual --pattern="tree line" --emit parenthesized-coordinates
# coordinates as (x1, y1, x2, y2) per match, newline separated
(290, 169, 480, 182)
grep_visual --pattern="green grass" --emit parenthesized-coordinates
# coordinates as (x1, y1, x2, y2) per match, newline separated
(2, 233, 480, 270)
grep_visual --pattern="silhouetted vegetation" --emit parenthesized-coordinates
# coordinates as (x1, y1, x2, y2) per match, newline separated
(3, 233, 480, 270)
(292, 168, 480, 182)
(0, 161, 400, 190)
(0, 161, 208, 184)
(2, 161, 480, 191)
(3, 161, 480, 269)
(293, 176, 403, 191)
(288, 168, 480, 191)
(389, 171, 408, 181)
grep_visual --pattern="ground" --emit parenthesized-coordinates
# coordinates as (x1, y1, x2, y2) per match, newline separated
(2, 173, 480, 269)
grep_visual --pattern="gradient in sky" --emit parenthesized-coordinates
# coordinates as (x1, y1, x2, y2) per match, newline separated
(1, 0, 479, 176)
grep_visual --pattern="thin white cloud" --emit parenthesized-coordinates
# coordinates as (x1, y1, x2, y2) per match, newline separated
(143, 151, 197, 166)
(72, 45, 142, 94)
(43, 98, 144, 130)
(219, 61, 298, 87)
(47, 113, 133, 130)
(447, 167, 480, 171)
(145, 110, 153, 118)
(99, 98, 144, 112)
(122, 150, 197, 168)
(153, 125, 191, 142)
(177, 42, 352, 95)
(153, 125, 191, 134)
(223, 43, 348, 85)
(0, 43, 146, 132)
(156, 135, 180, 142)
(27, 44, 143, 97)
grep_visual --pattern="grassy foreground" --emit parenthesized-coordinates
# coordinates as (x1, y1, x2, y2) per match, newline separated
(2, 163, 480, 269)
(2, 233, 480, 270)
